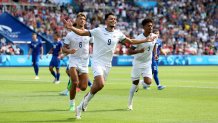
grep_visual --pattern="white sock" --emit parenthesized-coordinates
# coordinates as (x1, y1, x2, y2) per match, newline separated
(84, 92, 94, 103)
(128, 84, 137, 106)
(78, 92, 94, 109)
(70, 99, 75, 105)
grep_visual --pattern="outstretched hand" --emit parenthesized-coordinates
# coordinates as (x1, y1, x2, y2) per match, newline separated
(146, 35, 157, 42)
(63, 19, 73, 30)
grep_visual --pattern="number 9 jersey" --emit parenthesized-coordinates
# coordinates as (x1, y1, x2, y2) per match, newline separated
(89, 27, 126, 67)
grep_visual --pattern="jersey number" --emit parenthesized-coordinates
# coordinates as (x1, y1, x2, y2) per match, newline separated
(79, 42, 82, 48)
(147, 46, 150, 51)
(107, 39, 111, 45)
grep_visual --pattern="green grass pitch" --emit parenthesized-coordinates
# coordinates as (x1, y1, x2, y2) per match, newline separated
(0, 66, 218, 123)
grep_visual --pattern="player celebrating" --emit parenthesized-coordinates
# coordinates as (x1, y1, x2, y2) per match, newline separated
(28, 33, 43, 79)
(127, 18, 158, 110)
(62, 13, 93, 111)
(64, 12, 156, 119)
(47, 32, 63, 84)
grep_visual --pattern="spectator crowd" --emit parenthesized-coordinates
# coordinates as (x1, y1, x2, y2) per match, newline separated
(0, 0, 217, 55)
(0, 37, 22, 55)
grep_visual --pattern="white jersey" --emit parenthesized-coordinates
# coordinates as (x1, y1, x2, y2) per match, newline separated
(64, 31, 93, 60)
(132, 33, 157, 68)
(90, 27, 126, 67)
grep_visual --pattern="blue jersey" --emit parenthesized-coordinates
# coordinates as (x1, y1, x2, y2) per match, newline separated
(152, 38, 162, 61)
(49, 41, 62, 68)
(52, 41, 62, 57)
(30, 39, 42, 56)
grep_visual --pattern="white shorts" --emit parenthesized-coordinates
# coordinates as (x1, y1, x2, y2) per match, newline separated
(91, 61, 111, 81)
(131, 65, 152, 81)
(69, 57, 89, 75)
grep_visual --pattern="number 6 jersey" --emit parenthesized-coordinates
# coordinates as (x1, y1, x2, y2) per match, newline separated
(64, 31, 93, 60)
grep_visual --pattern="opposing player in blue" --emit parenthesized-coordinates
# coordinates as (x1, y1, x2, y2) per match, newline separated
(47, 32, 63, 84)
(151, 29, 166, 90)
(28, 33, 43, 79)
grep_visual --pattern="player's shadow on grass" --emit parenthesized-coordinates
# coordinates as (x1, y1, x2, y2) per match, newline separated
(87, 108, 128, 112)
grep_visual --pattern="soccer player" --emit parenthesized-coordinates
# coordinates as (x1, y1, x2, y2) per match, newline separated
(47, 32, 63, 84)
(64, 12, 156, 119)
(127, 18, 158, 110)
(151, 29, 166, 90)
(59, 64, 93, 96)
(28, 33, 43, 79)
(62, 13, 93, 111)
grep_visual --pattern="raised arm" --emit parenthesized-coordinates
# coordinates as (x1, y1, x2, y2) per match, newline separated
(64, 19, 90, 36)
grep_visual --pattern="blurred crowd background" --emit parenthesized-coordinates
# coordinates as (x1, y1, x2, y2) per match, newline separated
(0, 0, 217, 55)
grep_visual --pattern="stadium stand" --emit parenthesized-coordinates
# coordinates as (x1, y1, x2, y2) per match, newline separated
(0, 0, 217, 55)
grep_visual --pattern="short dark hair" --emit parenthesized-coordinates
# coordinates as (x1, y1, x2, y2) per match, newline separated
(105, 12, 115, 20)
(141, 18, 153, 26)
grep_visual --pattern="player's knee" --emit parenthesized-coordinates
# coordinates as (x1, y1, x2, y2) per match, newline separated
(80, 86, 87, 91)
(147, 81, 152, 85)
(144, 79, 152, 85)
(133, 80, 140, 85)
(98, 83, 104, 90)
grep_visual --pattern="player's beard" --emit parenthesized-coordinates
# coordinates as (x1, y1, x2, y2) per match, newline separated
(110, 23, 116, 28)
